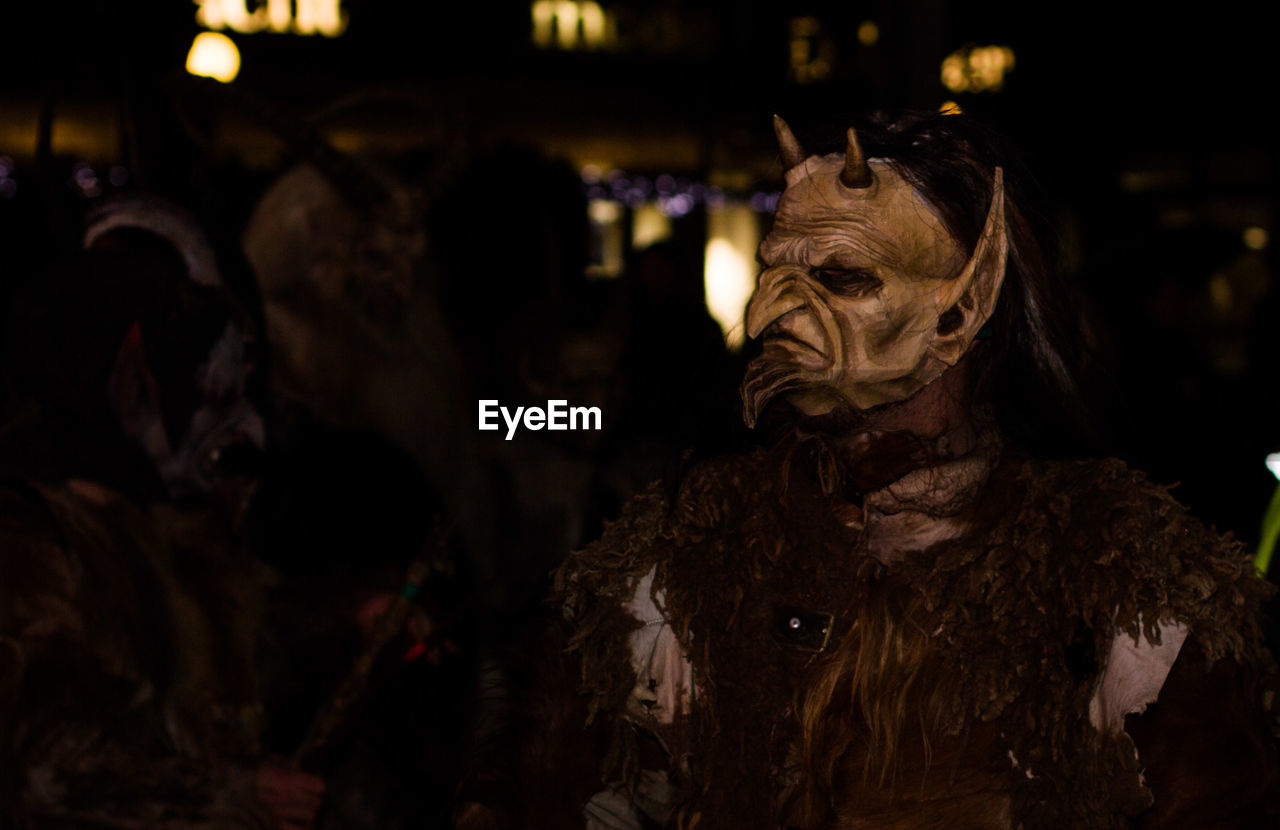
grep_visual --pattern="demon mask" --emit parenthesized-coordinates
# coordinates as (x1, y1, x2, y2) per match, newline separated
(741, 117, 1009, 426)
(88, 195, 265, 503)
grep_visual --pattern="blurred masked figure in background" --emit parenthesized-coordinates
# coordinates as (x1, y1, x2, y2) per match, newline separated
(0, 194, 321, 829)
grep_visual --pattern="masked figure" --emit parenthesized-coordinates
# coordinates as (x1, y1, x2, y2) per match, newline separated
(463, 114, 1280, 829)
(0, 197, 324, 829)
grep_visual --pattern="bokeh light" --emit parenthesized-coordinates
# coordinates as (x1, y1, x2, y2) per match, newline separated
(186, 32, 242, 83)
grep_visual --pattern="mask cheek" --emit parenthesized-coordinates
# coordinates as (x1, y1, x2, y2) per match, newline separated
(787, 299, 834, 362)
(834, 291, 934, 384)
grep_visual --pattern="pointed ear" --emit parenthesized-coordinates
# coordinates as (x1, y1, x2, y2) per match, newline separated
(928, 167, 1009, 366)
(108, 322, 172, 460)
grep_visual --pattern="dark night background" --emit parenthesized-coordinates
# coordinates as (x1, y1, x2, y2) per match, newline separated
(0, 2, 1276, 823)
(3, 0, 1275, 540)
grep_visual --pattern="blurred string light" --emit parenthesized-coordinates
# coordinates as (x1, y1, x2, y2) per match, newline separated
(941, 45, 1015, 93)
(71, 162, 102, 198)
(857, 21, 879, 46)
(194, 0, 347, 37)
(789, 17, 834, 84)
(531, 1, 615, 50)
(580, 166, 768, 347)
(186, 32, 242, 83)
(583, 168, 746, 216)
(1244, 226, 1269, 251)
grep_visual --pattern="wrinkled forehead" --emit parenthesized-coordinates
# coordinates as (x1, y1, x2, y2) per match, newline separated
(763, 155, 959, 272)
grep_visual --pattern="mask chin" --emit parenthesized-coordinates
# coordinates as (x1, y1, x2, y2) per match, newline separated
(795, 349, 965, 428)
(743, 346, 937, 429)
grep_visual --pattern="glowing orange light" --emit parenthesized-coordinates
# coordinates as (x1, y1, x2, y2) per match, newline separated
(194, 0, 347, 37)
(941, 44, 1015, 93)
(632, 204, 672, 249)
(186, 32, 241, 83)
(705, 205, 761, 349)
(789, 16, 834, 84)
(531, 0, 611, 50)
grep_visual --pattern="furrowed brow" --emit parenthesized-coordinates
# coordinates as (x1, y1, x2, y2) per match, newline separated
(808, 224, 902, 270)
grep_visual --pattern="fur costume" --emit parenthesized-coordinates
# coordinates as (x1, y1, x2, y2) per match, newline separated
(456, 113, 1280, 830)
(556, 432, 1279, 828)
(0, 480, 273, 828)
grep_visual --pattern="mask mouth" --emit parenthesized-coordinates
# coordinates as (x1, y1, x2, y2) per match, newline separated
(741, 352, 817, 428)
(761, 318, 829, 370)
(763, 327, 816, 352)
(742, 310, 838, 426)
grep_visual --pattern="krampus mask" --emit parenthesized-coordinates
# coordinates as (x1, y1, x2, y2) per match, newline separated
(86, 194, 264, 501)
(742, 117, 1009, 425)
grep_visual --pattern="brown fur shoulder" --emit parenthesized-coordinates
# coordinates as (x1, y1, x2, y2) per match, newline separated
(1020, 455, 1270, 663)
(895, 454, 1275, 829)
(907, 454, 1271, 686)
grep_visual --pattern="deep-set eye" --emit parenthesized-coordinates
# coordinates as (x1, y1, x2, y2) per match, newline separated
(811, 267, 881, 296)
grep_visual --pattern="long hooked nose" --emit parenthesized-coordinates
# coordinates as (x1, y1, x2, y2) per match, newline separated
(745, 267, 807, 339)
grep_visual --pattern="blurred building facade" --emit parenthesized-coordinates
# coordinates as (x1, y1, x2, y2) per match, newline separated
(1, 0, 1275, 539)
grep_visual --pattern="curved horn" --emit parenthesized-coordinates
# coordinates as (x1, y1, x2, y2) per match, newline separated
(840, 127, 872, 189)
(773, 115, 806, 171)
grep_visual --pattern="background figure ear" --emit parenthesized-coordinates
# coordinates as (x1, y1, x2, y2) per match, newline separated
(108, 322, 174, 464)
(928, 167, 1009, 366)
